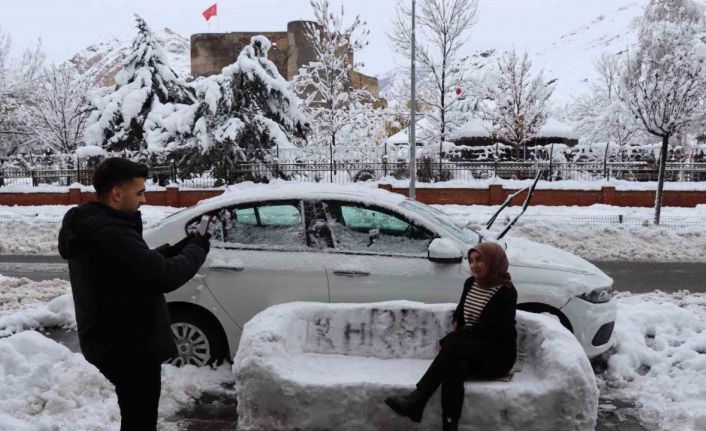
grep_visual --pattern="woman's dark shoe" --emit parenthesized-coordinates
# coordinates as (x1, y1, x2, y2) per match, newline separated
(384, 389, 428, 423)
(442, 416, 459, 431)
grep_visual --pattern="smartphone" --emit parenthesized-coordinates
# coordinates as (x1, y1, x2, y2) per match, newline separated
(196, 215, 212, 236)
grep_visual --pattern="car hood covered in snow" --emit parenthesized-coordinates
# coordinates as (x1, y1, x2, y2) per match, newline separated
(502, 236, 603, 274)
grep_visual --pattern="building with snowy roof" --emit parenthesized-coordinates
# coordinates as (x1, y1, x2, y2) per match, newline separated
(451, 117, 578, 148)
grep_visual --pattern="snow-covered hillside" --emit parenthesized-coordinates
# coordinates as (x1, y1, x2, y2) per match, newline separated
(379, 1, 647, 104)
(68, 27, 190, 87)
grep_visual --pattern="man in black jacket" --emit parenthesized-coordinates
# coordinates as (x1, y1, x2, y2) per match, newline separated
(58, 158, 210, 431)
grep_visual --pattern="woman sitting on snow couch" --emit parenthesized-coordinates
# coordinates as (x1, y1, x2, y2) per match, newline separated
(385, 242, 518, 431)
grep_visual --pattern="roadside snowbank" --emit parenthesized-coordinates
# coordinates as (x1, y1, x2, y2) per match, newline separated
(234, 301, 598, 431)
(0, 202, 703, 261)
(598, 291, 706, 430)
(439, 204, 706, 262)
(0, 330, 234, 431)
(0, 277, 73, 337)
(0, 274, 236, 430)
(0, 205, 179, 255)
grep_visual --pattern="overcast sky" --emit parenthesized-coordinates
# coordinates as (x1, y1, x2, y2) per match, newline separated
(1, 0, 637, 77)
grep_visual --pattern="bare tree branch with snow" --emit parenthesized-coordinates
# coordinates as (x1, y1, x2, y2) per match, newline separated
(481, 49, 556, 159)
(619, 0, 706, 225)
(572, 53, 640, 164)
(389, 0, 478, 153)
(293, 0, 380, 156)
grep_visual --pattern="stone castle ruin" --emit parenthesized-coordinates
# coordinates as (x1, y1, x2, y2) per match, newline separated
(190, 20, 380, 97)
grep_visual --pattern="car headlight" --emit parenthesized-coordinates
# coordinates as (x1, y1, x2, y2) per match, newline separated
(578, 286, 613, 304)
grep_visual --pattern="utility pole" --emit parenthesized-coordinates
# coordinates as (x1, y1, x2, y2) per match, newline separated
(409, 0, 417, 200)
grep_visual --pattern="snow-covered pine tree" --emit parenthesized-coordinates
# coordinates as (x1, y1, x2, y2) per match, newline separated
(619, 0, 706, 225)
(83, 14, 196, 162)
(480, 49, 556, 160)
(174, 35, 308, 183)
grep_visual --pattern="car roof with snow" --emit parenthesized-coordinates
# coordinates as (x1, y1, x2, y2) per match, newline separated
(193, 182, 408, 211)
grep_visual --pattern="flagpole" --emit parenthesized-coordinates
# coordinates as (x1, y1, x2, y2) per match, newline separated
(217, 3, 220, 32)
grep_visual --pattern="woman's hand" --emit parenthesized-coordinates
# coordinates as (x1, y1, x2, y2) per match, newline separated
(452, 321, 458, 331)
(437, 342, 442, 352)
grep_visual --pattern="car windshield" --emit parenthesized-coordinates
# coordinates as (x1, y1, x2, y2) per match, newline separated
(400, 199, 481, 245)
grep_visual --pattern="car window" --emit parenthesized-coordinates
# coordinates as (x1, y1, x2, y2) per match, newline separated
(187, 202, 305, 248)
(341, 206, 409, 233)
(400, 199, 481, 244)
(324, 201, 434, 255)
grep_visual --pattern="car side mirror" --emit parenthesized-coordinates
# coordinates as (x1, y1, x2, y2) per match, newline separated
(428, 238, 463, 264)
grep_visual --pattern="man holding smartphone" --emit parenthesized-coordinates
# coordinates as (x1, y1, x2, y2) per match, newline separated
(58, 158, 211, 431)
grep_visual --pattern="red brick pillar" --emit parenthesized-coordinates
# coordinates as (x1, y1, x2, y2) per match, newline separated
(68, 186, 81, 205)
(489, 185, 504, 205)
(602, 186, 616, 205)
(377, 183, 393, 192)
(166, 185, 179, 207)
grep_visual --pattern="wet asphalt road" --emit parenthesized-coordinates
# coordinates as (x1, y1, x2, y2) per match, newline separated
(3, 254, 705, 293)
(11, 256, 706, 430)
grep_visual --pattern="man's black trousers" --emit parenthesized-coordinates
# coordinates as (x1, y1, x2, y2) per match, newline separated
(416, 335, 480, 420)
(98, 356, 162, 431)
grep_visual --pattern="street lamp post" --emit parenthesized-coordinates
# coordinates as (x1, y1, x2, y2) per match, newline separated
(409, 0, 417, 200)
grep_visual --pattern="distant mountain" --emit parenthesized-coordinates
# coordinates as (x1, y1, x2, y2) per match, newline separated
(535, 1, 643, 102)
(378, 1, 645, 104)
(69, 27, 190, 88)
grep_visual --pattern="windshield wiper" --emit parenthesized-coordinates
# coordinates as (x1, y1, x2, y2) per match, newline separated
(484, 169, 543, 240)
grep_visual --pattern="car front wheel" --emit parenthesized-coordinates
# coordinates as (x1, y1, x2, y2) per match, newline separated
(167, 310, 227, 367)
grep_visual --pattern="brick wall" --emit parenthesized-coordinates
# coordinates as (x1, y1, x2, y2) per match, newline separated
(1, 185, 705, 207)
(377, 184, 706, 207)
(0, 186, 224, 208)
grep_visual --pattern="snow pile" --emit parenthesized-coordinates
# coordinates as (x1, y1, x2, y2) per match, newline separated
(0, 330, 234, 431)
(234, 301, 598, 431)
(0, 276, 73, 337)
(0, 205, 179, 255)
(0, 276, 70, 310)
(599, 291, 706, 431)
(0, 293, 75, 338)
(439, 204, 706, 262)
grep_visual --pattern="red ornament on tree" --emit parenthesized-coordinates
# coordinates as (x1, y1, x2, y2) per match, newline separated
(455, 87, 462, 96)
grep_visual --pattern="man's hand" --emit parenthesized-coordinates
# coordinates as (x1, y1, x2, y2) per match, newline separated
(189, 231, 211, 254)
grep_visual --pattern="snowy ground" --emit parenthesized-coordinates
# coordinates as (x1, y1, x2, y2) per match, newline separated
(0, 203, 705, 262)
(0, 276, 235, 431)
(0, 199, 704, 429)
(0, 274, 704, 430)
(596, 290, 706, 430)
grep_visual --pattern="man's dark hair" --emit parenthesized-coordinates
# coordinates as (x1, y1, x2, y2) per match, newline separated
(93, 158, 149, 197)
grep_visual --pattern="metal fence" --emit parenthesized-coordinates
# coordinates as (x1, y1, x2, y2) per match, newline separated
(1, 160, 706, 188)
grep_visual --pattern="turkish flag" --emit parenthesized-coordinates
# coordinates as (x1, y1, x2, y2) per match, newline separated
(202, 3, 217, 21)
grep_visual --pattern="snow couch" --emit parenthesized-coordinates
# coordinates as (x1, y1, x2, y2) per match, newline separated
(233, 301, 598, 431)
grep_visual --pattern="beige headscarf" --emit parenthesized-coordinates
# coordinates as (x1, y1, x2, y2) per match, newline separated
(469, 242, 512, 289)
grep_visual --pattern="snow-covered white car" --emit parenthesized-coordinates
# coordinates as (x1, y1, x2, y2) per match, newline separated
(143, 183, 616, 366)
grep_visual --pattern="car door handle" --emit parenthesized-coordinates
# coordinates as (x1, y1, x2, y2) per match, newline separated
(333, 270, 370, 278)
(209, 265, 244, 272)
